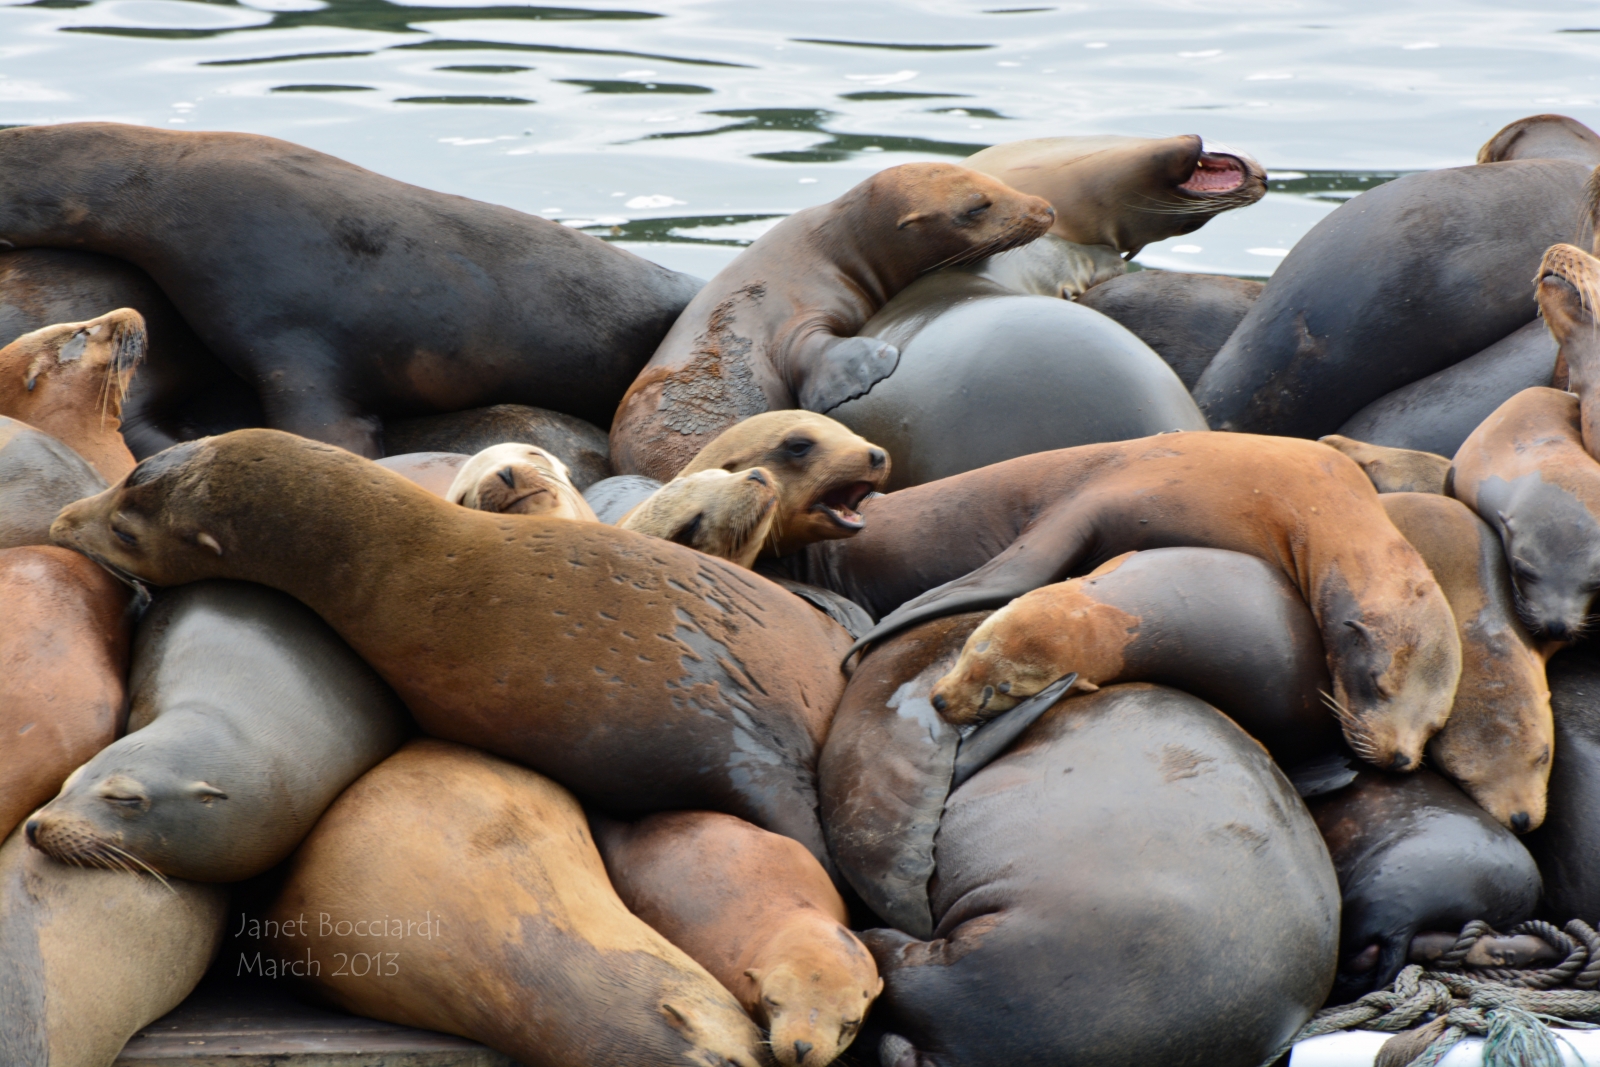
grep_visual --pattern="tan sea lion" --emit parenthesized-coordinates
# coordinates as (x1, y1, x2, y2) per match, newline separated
(610, 164, 1055, 480)
(1319, 435, 1452, 494)
(594, 810, 882, 1067)
(0, 415, 107, 549)
(0, 824, 228, 1067)
(1450, 387, 1600, 642)
(1381, 492, 1554, 831)
(959, 233, 1127, 299)
(1478, 114, 1600, 165)
(0, 308, 143, 481)
(445, 442, 598, 521)
(374, 450, 470, 498)
(0, 546, 130, 842)
(50, 429, 854, 864)
(1536, 240, 1600, 459)
(618, 467, 778, 569)
(258, 739, 767, 1067)
(676, 411, 890, 557)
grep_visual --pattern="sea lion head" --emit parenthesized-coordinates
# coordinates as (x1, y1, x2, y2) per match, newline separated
(446, 442, 597, 521)
(1493, 485, 1600, 643)
(1427, 662, 1553, 833)
(851, 161, 1056, 273)
(1478, 114, 1600, 164)
(1538, 243, 1600, 377)
(744, 918, 883, 1067)
(619, 467, 778, 569)
(679, 412, 891, 557)
(963, 134, 1268, 256)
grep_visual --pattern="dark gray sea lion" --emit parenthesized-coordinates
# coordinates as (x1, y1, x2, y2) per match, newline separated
(25, 580, 410, 882)
(0, 415, 105, 549)
(1335, 319, 1559, 458)
(1076, 269, 1264, 389)
(0, 123, 701, 458)
(1193, 158, 1595, 437)
(863, 683, 1338, 1067)
(383, 403, 613, 490)
(1524, 642, 1600, 921)
(585, 474, 665, 524)
(1307, 767, 1542, 1000)
(1478, 113, 1600, 165)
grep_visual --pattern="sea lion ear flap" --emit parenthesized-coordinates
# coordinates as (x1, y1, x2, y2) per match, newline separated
(896, 211, 930, 230)
(795, 336, 901, 414)
(196, 532, 223, 556)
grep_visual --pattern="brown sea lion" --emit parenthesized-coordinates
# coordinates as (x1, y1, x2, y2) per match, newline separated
(0, 824, 228, 1067)
(445, 443, 598, 521)
(1537, 240, 1600, 459)
(609, 164, 1055, 480)
(1076, 269, 1264, 389)
(1380, 492, 1553, 831)
(384, 403, 613, 490)
(618, 468, 778, 569)
(25, 580, 410, 882)
(374, 451, 470, 498)
(593, 810, 882, 1067)
(0, 546, 130, 842)
(776, 432, 1462, 770)
(258, 739, 767, 1067)
(0, 123, 702, 458)
(1319, 435, 1452, 494)
(49, 429, 854, 865)
(1450, 387, 1600, 642)
(0, 308, 143, 481)
(962, 135, 1268, 256)
(0, 415, 106, 549)
(678, 411, 890, 557)
(1478, 114, 1600, 165)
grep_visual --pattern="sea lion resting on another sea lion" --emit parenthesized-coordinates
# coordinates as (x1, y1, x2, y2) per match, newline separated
(374, 451, 470, 498)
(50, 429, 854, 867)
(594, 810, 882, 1067)
(1319, 435, 1452, 494)
(0, 416, 106, 549)
(610, 164, 1054, 481)
(0, 308, 143, 481)
(384, 403, 612, 490)
(260, 740, 768, 1067)
(1536, 239, 1600, 461)
(446, 443, 597, 521)
(619, 467, 778, 569)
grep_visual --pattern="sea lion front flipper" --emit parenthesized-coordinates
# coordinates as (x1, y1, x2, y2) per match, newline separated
(796, 335, 900, 414)
(950, 673, 1077, 789)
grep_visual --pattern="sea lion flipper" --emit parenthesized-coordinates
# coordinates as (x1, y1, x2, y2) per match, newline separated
(950, 673, 1077, 789)
(796, 336, 900, 414)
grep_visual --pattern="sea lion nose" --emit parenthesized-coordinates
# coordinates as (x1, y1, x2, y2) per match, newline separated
(869, 449, 887, 469)
(1544, 620, 1572, 642)
(793, 1040, 813, 1063)
(23, 818, 41, 846)
(1512, 812, 1531, 833)
(931, 694, 947, 712)
(497, 467, 516, 488)
(747, 469, 769, 486)
(1389, 753, 1412, 771)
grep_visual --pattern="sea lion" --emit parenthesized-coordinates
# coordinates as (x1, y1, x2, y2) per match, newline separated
(586, 474, 666, 525)
(0, 415, 106, 548)
(677, 411, 891, 557)
(384, 403, 613, 490)
(374, 451, 470, 498)
(830, 274, 1207, 490)
(0, 546, 130, 842)
(1334, 319, 1559, 458)
(1077, 270, 1265, 389)
(0, 308, 142, 481)
(609, 163, 1055, 480)
(257, 739, 767, 1067)
(1319, 435, 1452, 494)
(1523, 642, 1600, 921)
(962, 134, 1268, 256)
(862, 683, 1339, 1067)
(1537, 240, 1600, 458)
(0, 123, 702, 458)
(0, 826, 227, 1067)
(593, 810, 882, 1067)
(1306, 767, 1542, 1000)
(924, 548, 1342, 765)
(1380, 492, 1553, 830)
(618, 467, 778, 569)
(958, 233, 1126, 299)
(777, 432, 1462, 770)
(1478, 113, 1600, 165)
(445, 443, 598, 521)
(25, 580, 410, 882)
(1449, 387, 1600, 641)
(50, 429, 854, 866)
(0, 246, 261, 458)
(1193, 158, 1596, 437)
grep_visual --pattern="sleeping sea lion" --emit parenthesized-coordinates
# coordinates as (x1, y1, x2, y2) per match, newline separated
(618, 467, 778, 568)
(1450, 387, 1600, 641)
(0, 123, 702, 457)
(383, 403, 613, 490)
(0, 416, 106, 549)
(445, 443, 597, 521)
(1380, 492, 1553, 830)
(0, 546, 130, 842)
(25, 580, 410, 882)
(776, 432, 1462, 770)
(0, 308, 143, 481)
(609, 164, 1054, 480)
(594, 810, 882, 1067)
(957, 234, 1126, 299)
(1194, 158, 1595, 437)
(374, 451, 470, 498)
(1076, 269, 1264, 389)
(1319, 435, 1452, 494)
(1536, 240, 1600, 459)
(586, 474, 667, 525)
(1524, 642, 1600, 921)
(862, 683, 1338, 1067)
(50, 429, 854, 866)
(1478, 113, 1600, 165)
(258, 739, 767, 1067)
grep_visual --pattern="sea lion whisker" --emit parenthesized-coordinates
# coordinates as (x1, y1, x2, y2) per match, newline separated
(101, 842, 176, 893)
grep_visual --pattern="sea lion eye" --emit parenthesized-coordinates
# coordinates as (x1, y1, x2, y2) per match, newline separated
(784, 437, 814, 458)
(671, 514, 704, 545)
(1512, 558, 1539, 582)
(113, 527, 137, 546)
(965, 201, 991, 217)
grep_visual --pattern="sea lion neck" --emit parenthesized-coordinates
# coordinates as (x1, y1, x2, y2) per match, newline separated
(792, 200, 911, 309)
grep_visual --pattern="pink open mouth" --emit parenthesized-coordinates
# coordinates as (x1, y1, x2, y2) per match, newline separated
(1179, 152, 1248, 194)
(812, 481, 875, 531)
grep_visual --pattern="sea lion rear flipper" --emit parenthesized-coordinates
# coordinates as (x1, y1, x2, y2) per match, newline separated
(796, 336, 900, 414)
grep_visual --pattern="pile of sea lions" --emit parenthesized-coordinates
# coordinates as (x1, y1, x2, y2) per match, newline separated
(6, 112, 1600, 1067)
